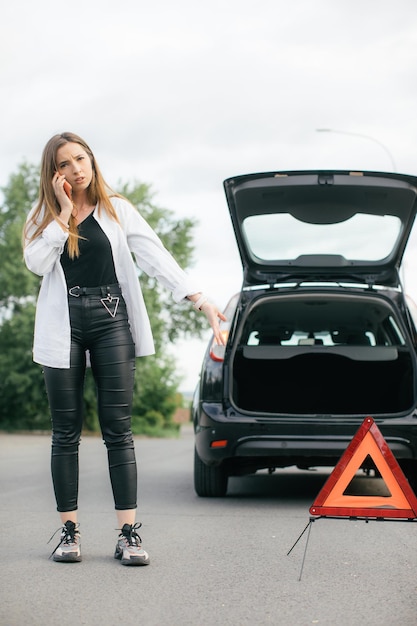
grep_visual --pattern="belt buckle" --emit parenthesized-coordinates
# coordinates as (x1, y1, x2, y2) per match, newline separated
(69, 286, 81, 297)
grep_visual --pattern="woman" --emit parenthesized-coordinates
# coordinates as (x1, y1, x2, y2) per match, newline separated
(23, 132, 226, 565)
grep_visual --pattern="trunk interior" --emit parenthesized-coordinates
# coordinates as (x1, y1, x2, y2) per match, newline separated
(230, 292, 416, 415)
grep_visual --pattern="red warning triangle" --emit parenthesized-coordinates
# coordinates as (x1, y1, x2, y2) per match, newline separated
(310, 416, 417, 519)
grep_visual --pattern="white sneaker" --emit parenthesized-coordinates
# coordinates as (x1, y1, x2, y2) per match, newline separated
(49, 520, 81, 562)
(114, 523, 150, 566)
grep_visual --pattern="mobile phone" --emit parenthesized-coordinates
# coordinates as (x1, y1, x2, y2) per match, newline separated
(63, 180, 72, 198)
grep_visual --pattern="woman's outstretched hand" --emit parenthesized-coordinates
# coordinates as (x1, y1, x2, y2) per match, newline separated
(200, 301, 227, 345)
(188, 293, 227, 344)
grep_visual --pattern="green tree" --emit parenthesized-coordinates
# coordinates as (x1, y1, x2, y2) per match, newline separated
(0, 164, 205, 433)
(0, 163, 48, 429)
(0, 162, 40, 308)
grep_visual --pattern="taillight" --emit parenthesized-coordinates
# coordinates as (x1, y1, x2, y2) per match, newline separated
(210, 439, 228, 448)
(209, 330, 229, 362)
(208, 293, 239, 362)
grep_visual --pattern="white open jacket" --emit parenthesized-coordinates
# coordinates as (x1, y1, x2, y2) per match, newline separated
(24, 196, 199, 368)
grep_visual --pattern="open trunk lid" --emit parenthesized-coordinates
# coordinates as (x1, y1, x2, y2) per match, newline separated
(224, 170, 417, 288)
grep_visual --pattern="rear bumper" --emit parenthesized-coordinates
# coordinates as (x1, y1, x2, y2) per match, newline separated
(194, 402, 417, 467)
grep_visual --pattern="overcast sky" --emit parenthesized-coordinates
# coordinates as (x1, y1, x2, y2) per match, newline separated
(2, 0, 417, 389)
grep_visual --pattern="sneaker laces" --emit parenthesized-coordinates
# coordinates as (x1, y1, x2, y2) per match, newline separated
(48, 520, 80, 559)
(117, 522, 143, 547)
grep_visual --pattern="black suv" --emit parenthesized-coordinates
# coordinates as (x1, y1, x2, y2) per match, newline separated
(193, 170, 417, 496)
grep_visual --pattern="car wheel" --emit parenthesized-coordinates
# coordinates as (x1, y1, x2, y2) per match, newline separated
(194, 447, 228, 497)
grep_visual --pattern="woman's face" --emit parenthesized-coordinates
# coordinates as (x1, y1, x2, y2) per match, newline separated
(55, 142, 93, 194)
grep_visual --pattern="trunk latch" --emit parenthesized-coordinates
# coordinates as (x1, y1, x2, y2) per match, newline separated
(318, 174, 334, 185)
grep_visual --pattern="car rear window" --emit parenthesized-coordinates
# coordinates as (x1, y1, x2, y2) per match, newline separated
(242, 297, 406, 348)
(242, 213, 401, 262)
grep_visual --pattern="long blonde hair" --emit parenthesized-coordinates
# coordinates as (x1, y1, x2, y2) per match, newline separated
(24, 132, 120, 258)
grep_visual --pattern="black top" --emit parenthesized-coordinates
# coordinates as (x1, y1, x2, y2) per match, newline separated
(60, 213, 118, 288)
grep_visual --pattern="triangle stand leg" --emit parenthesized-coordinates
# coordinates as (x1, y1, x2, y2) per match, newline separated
(287, 517, 317, 581)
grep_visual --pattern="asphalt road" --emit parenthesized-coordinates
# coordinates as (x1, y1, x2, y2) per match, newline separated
(1, 426, 417, 626)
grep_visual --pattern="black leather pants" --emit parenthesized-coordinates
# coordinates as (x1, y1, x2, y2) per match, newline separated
(43, 286, 137, 512)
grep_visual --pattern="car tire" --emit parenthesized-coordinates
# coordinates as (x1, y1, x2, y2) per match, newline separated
(194, 447, 228, 497)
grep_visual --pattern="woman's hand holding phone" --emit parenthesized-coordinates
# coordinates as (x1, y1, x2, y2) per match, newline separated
(53, 173, 73, 229)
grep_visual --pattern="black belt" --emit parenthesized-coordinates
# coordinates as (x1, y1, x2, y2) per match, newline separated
(68, 283, 122, 297)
